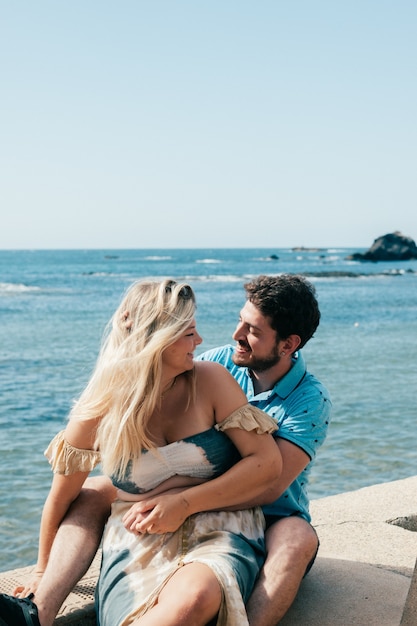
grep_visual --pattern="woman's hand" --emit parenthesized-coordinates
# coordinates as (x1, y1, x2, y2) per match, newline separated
(122, 491, 191, 535)
(13, 570, 44, 598)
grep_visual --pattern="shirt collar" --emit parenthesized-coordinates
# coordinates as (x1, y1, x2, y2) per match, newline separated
(248, 351, 307, 401)
(274, 351, 306, 399)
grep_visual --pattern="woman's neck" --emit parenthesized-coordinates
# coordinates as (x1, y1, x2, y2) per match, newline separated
(161, 375, 177, 398)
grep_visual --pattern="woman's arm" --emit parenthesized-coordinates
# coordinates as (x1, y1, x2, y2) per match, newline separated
(14, 469, 90, 597)
(14, 418, 99, 596)
(37, 471, 90, 572)
(37, 417, 100, 567)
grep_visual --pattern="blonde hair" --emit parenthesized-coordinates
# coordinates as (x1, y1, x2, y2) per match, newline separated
(69, 278, 197, 478)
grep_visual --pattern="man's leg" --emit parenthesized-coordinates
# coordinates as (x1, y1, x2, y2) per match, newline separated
(246, 516, 319, 626)
(34, 476, 114, 626)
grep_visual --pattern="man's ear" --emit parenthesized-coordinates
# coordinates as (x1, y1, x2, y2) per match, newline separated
(282, 334, 301, 354)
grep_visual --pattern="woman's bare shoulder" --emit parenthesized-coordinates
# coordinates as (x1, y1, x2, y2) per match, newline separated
(194, 360, 245, 395)
(194, 359, 230, 378)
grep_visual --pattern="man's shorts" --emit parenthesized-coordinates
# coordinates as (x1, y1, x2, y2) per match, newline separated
(263, 513, 319, 578)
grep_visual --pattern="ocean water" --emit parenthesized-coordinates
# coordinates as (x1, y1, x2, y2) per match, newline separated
(1, 247, 416, 571)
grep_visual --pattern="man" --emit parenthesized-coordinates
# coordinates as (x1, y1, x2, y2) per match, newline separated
(0, 274, 331, 626)
(198, 274, 331, 624)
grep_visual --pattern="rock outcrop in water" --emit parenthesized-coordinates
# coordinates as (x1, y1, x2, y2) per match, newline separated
(347, 231, 417, 261)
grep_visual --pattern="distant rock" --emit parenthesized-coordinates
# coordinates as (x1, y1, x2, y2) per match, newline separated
(347, 231, 417, 262)
(292, 246, 326, 252)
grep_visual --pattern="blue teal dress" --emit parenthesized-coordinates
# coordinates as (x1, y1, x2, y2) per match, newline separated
(45, 404, 277, 626)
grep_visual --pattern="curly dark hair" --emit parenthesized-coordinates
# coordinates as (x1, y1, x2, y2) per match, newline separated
(243, 274, 320, 349)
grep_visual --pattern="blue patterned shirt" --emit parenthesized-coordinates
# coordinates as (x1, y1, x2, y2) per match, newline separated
(197, 345, 332, 521)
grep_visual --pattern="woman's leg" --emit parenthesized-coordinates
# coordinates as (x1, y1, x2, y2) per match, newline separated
(132, 563, 222, 626)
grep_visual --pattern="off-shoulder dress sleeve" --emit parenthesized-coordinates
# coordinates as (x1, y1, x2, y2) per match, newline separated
(44, 430, 101, 475)
(215, 403, 278, 435)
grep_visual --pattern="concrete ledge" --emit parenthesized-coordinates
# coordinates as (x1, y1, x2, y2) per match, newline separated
(281, 558, 411, 626)
(401, 556, 417, 626)
(281, 475, 417, 625)
(0, 476, 416, 625)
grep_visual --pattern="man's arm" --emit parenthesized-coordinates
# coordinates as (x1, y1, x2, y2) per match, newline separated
(221, 437, 310, 509)
(120, 437, 308, 516)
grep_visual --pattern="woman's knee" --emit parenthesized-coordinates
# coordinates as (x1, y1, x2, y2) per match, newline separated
(159, 564, 221, 623)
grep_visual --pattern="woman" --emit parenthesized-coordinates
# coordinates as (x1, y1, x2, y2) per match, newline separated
(0, 279, 282, 626)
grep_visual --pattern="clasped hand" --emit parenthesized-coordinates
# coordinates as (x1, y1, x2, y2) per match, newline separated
(122, 490, 191, 535)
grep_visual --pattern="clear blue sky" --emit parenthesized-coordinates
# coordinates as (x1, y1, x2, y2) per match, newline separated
(1, 1, 416, 249)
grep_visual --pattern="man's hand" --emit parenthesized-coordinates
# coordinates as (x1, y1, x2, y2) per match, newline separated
(122, 491, 191, 535)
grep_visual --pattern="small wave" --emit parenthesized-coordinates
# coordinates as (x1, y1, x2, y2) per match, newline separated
(0, 282, 41, 294)
(144, 256, 173, 261)
(82, 271, 113, 276)
(382, 268, 408, 276)
(195, 259, 222, 264)
(185, 274, 250, 283)
(322, 255, 341, 262)
(302, 269, 416, 279)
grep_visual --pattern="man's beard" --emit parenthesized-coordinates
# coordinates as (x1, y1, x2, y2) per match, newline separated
(232, 343, 280, 372)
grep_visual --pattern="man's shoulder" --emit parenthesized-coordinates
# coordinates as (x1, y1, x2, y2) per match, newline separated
(301, 369, 331, 405)
(283, 369, 332, 422)
(292, 353, 330, 396)
(275, 351, 330, 405)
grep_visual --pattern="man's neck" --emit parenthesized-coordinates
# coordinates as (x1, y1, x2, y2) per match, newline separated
(250, 359, 293, 395)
